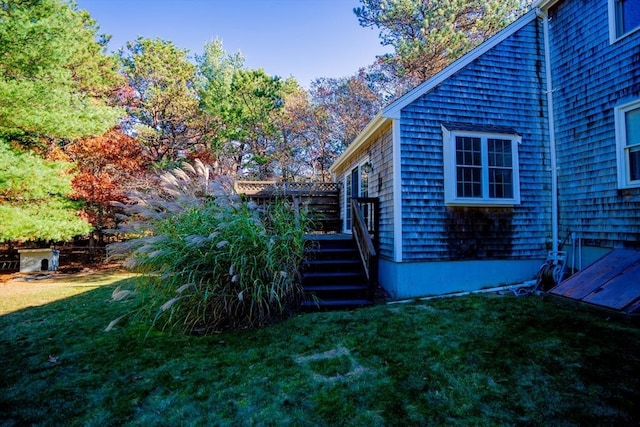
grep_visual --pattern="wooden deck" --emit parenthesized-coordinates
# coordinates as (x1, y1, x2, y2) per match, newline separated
(235, 181, 341, 233)
(548, 249, 640, 316)
(236, 181, 380, 309)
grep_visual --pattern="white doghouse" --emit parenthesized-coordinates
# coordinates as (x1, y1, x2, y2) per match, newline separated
(18, 248, 60, 272)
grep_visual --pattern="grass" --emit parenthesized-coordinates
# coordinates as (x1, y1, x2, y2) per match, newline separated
(1, 269, 639, 426)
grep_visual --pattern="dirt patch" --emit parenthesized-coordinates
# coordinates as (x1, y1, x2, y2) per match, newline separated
(295, 346, 370, 383)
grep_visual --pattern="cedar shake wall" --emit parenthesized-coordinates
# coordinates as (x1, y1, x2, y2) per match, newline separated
(337, 124, 395, 259)
(548, 0, 640, 248)
(371, 127, 394, 259)
(398, 18, 552, 262)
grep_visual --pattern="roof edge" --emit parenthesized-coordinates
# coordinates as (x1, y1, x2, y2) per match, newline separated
(382, 8, 539, 119)
(533, 0, 561, 10)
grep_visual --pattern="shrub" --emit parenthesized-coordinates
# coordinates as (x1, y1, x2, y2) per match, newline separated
(109, 160, 309, 334)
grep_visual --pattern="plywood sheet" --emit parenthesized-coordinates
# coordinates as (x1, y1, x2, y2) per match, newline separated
(549, 249, 640, 315)
(550, 249, 640, 300)
(581, 263, 640, 310)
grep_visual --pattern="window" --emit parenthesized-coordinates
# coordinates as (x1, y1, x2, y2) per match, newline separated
(615, 100, 640, 188)
(443, 126, 521, 205)
(609, 0, 640, 42)
(344, 173, 352, 231)
(342, 160, 370, 232)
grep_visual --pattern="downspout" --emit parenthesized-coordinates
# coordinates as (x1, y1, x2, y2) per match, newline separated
(538, 8, 560, 253)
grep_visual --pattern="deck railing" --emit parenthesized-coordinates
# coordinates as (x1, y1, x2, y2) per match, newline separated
(351, 197, 379, 291)
(235, 181, 341, 233)
(234, 181, 339, 195)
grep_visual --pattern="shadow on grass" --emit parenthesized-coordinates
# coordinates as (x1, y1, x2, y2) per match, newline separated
(1, 279, 639, 426)
(0, 270, 137, 316)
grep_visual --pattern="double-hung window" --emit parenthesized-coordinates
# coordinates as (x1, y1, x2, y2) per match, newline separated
(442, 125, 521, 206)
(615, 99, 640, 188)
(609, 0, 640, 42)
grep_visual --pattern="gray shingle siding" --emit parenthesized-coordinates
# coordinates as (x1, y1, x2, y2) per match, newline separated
(375, 129, 395, 259)
(335, 124, 396, 259)
(549, 0, 640, 248)
(399, 18, 552, 262)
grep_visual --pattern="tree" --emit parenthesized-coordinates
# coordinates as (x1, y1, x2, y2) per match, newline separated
(0, 0, 123, 144)
(355, 0, 531, 85)
(65, 128, 149, 242)
(197, 41, 284, 178)
(268, 79, 319, 180)
(359, 58, 413, 103)
(0, 0, 125, 243)
(120, 37, 213, 165)
(309, 73, 383, 149)
(0, 140, 91, 242)
(272, 82, 337, 181)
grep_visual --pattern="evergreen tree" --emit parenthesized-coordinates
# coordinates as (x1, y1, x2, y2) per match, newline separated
(0, 140, 91, 242)
(120, 37, 212, 165)
(0, 0, 123, 144)
(355, 0, 531, 86)
(0, 0, 123, 242)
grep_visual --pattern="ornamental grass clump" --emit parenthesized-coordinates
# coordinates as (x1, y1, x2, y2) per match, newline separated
(109, 160, 309, 334)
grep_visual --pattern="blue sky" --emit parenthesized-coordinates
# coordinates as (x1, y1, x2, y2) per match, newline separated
(75, 0, 391, 88)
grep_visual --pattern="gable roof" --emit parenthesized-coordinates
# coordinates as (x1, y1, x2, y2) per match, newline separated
(383, 8, 539, 119)
(331, 8, 540, 175)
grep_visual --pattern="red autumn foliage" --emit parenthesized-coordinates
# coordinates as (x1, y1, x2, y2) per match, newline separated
(66, 128, 149, 230)
(184, 148, 218, 167)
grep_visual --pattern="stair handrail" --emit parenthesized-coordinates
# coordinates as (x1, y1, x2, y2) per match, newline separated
(351, 198, 379, 288)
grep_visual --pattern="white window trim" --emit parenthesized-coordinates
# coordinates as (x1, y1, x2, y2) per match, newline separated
(615, 99, 640, 189)
(442, 126, 521, 206)
(608, 0, 640, 44)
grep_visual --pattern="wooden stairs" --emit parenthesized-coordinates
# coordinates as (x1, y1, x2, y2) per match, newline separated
(301, 235, 374, 309)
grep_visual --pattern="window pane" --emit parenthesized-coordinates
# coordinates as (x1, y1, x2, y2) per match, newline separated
(456, 165, 482, 198)
(618, 0, 640, 36)
(488, 138, 514, 199)
(360, 168, 369, 197)
(626, 107, 640, 147)
(345, 175, 352, 230)
(629, 147, 640, 182)
(489, 169, 514, 198)
(455, 136, 482, 198)
(488, 139, 512, 167)
(456, 136, 481, 166)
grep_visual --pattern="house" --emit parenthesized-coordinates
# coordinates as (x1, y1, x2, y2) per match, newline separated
(330, 0, 640, 299)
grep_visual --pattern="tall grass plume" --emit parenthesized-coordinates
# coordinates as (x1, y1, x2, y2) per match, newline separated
(108, 160, 310, 334)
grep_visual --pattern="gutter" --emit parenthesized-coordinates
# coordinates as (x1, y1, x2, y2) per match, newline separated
(532, 0, 561, 10)
(538, 8, 560, 253)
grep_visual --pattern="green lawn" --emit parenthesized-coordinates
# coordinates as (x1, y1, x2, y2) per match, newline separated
(1, 270, 639, 426)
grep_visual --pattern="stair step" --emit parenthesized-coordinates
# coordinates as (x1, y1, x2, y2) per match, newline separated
(302, 271, 364, 279)
(303, 284, 369, 292)
(301, 234, 374, 310)
(301, 298, 373, 308)
(303, 259, 360, 266)
(305, 247, 357, 255)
